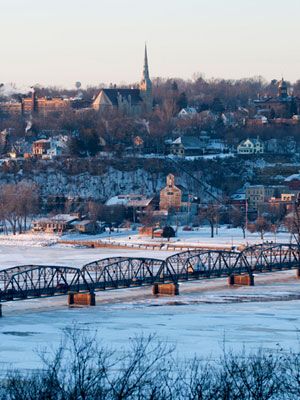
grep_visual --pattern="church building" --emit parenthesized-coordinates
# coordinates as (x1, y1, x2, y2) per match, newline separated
(254, 78, 300, 119)
(92, 45, 153, 115)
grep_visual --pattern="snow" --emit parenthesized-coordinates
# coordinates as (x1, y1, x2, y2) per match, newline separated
(0, 226, 292, 252)
(284, 173, 300, 182)
(184, 153, 234, 161)
(0, 227, 298, 371)
(64, 226, 292, 250)
(1, 271, 300, 370)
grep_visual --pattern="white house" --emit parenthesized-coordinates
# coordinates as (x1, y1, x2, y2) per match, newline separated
(237, 137, 264, 154)
(178, 107, 197, 118)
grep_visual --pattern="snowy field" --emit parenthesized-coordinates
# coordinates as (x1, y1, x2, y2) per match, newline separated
(63, 226, 292, 249)
(0, 226, 293, 251)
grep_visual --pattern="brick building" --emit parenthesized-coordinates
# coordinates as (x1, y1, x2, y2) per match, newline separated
(0, 89, 70, 117)
(159, 174, 185, 211)
(32, 139, 51, 156)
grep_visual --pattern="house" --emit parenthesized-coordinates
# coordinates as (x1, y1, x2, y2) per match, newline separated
(205, 139, 228, 154)
(32, 139, 51, 156)
(32, 214, 80, 234)
(32, 135, 67, 159)
(72, 220, 98, 234)
(138, 226, 163, 237)
(178, 107, 197, 118)
(105, 194, 158, 222)
(268, 194, 295, 213)
(230, 192, 246, 210)
(284, 173, 300, 191)
(168, 136, 204, 157)
(47, 145, 63, 158)
(237, 137, 264, 154)
(105, 194, 153, 207)
(221, 112, 238, 127)
(246, 115, 268, 126)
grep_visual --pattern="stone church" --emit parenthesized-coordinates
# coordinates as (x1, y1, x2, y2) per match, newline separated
(92, 45, 153, 115)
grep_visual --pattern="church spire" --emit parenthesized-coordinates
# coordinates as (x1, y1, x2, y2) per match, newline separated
(143, 43, 150, 81)
(140, 43, 152, 112)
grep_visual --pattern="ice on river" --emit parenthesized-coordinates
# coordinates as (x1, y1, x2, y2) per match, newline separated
(1, 275, 300, 370)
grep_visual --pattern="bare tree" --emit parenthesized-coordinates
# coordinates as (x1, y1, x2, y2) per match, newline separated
(199, 204, 220, 238)
(284, 200, 300, 245)
(0, 182, 39, 235)
(222, 348, 283, 400)
(2, 327, 293, 400)
(229, 208, 246, 239)
(248, 216, 271, 240)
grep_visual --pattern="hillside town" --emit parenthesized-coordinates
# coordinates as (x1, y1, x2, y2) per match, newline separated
(0, 47, 300, 240)
(3, 1, 300, 398)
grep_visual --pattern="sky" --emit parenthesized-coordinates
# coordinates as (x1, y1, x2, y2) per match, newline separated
(1, 0, 300, 88)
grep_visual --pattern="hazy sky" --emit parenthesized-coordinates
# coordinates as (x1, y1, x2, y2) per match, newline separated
(1, 0, 300, 88)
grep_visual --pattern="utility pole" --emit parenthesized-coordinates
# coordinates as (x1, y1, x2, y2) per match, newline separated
(245, 198, 248, 238)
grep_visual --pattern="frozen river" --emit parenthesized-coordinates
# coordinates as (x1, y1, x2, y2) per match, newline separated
(0, 242, 299, 371)
(1, 278, 300, 370)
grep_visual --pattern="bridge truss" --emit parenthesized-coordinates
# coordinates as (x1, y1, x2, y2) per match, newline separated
(0, 243, 299, 301)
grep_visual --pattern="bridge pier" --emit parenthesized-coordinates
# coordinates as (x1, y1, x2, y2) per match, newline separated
(152, 283, 179, 296)
(228, 275, 254, 286)
(68, 291, 96, 307)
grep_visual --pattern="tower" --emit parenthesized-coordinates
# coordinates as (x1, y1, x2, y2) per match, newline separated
(140, 44, 153, 112)
(278, 78, 288, 98)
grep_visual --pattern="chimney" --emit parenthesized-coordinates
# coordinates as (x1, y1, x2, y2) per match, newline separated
(28, 87, 37, 113)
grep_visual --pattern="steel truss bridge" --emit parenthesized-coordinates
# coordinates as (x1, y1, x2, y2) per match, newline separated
(0, 243, 299, 302)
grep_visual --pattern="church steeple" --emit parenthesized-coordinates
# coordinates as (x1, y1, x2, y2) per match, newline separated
(140, 43, 152, 112)
(143, 44, 150, 81)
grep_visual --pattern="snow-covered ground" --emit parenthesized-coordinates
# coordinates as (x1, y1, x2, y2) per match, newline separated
(64, 226, 293, 249)
(0, 226, 292, 251)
